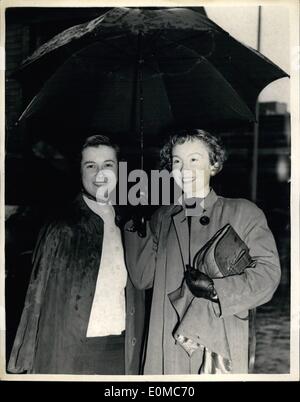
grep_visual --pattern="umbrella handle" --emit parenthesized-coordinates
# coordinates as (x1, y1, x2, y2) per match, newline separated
(126, 211, 147, 238)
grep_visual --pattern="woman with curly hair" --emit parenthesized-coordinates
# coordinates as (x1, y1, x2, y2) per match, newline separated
(125, 129, 281, 374)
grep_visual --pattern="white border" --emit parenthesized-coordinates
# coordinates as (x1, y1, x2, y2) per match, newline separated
(0, 0, 299, 382)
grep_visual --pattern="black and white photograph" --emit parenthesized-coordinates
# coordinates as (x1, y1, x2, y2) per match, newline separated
(0, 0, 299, 383)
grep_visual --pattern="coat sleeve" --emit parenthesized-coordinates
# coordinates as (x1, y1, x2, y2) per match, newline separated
(124, 213, 161, 290)
(7, 222, 66, 373)
(212, 201, 281, 317)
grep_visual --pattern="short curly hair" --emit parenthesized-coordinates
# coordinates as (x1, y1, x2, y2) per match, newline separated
(160, 129, 227, 174)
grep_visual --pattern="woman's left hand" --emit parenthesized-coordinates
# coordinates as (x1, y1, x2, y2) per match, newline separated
(185, 266, 218, 302)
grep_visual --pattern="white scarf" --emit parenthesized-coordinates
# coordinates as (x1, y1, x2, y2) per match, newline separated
(83, 195, 128, 337)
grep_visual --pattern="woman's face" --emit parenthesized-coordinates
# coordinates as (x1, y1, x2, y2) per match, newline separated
(81, 145, 118, 201)
(172, 139, 214, 197)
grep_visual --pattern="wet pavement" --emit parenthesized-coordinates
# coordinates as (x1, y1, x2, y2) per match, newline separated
(254, 287, 290, 374)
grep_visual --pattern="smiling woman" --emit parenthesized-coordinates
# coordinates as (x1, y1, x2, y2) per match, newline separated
(160, 129, 227, 200)
(81, 137, 119, 202)
(7, 134, 145, 375)
(124, 128, 281, 374)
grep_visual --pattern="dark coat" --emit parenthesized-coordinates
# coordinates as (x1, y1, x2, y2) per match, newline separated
(8, 195, 145, 375)
(125, 190, 281, 374)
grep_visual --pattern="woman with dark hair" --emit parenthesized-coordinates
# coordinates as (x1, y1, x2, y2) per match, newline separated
(8, 135, 145, 375)
(125, 129, 281, 374)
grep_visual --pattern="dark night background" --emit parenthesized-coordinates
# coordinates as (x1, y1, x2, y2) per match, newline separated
(4, 7, 291, 374)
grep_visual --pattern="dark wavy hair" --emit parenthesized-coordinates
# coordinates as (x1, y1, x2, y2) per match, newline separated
(160, 129, 227, 174)
(81, 134, 120, 159)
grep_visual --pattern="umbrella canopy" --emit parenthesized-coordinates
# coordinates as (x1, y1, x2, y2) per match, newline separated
(15, 7, 288, 156)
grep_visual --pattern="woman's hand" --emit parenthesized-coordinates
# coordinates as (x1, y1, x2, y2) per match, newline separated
(185, 266, 218, 302)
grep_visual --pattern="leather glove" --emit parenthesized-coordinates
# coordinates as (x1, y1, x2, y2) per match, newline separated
(185, 266, 218, 302)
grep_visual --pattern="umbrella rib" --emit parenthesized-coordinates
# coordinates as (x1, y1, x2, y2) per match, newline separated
(153, 60, 176, 128)
(203, 57, 255, 119)
(21, 7, 134, 67)
(18, 95, 38, 121)
(224, 36, 289, 94)
(96, 36, 132, 58)
(143, 29, 165, 57)
(153, 31, 217, 59)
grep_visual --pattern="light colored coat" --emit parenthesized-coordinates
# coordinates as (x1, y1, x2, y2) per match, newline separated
(124, 190, 281, 374)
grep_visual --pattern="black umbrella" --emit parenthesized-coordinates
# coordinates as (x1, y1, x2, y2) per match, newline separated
(15, 6, 287, 159)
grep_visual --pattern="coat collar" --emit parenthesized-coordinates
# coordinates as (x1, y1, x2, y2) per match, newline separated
(74, 192, 125, 228)
(168, 188, 218, 221)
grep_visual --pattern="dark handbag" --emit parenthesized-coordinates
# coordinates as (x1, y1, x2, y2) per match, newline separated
(193, 224, 254, 278)
(192, 223, 257, 372)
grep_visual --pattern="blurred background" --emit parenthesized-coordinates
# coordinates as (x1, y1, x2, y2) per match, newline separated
(4, 6, 290, 374)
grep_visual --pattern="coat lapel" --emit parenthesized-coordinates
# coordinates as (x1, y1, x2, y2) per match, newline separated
(172, 208, 189, 268)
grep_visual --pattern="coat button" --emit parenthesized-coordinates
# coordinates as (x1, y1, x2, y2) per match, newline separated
(200, 216, 210, 225)
(130, 307, 135, 315)
(131, 337, 136, 346)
